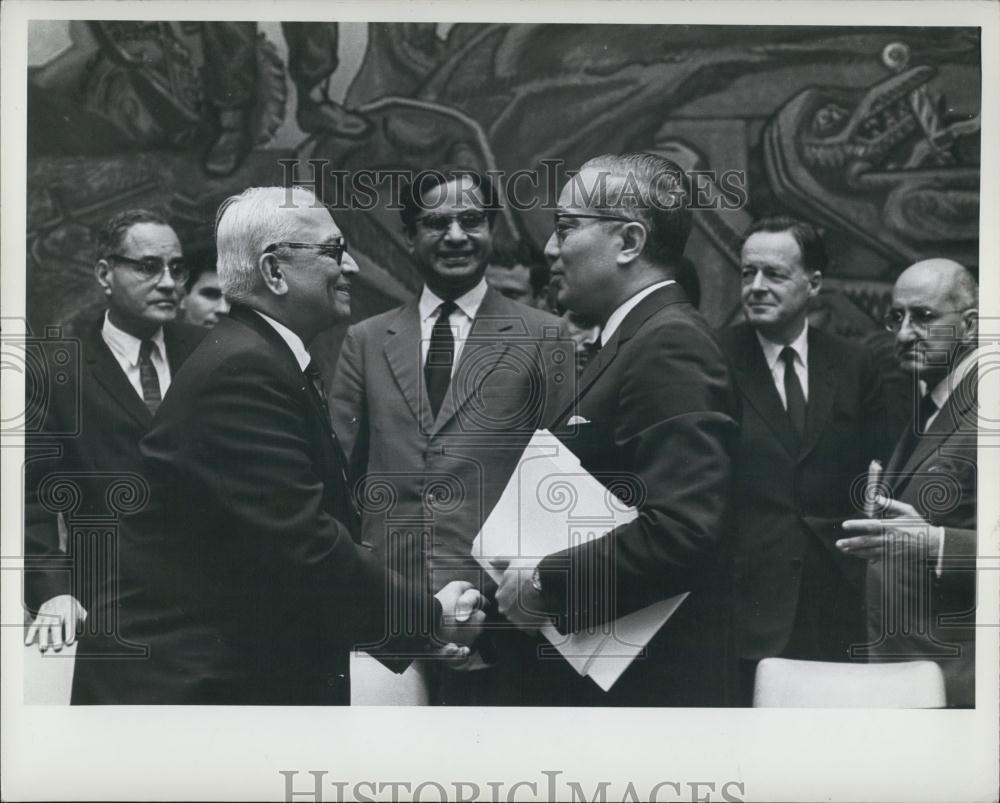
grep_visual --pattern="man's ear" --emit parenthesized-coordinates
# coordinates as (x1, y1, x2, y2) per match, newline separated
(616, 221, 647, 265)
(806, 271, 823, 298)
(94, 260, 113, 297)
(258, 252, 288, 296)
(961, 307, 979, 343)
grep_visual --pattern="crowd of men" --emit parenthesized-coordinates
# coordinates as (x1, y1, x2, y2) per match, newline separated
(24, 153, 980, 708)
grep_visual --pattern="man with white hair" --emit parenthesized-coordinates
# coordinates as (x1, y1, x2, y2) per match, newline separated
(71, 187, 484, 704)
(838, 258, 979, 707)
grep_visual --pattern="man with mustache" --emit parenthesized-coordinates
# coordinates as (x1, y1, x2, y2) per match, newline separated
(24, 209, 205, 701)
(331, 169, 570, 704)
(838, 259, 980, 707)
(719, 217, 891, 704)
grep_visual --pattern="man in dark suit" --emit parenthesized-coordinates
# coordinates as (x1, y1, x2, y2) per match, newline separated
(330, 169, 571, 704)
(839, 259, 979, 707)
(62, 186, 483, 704)
(24, 209, 205, 702)
(496, 153, 741, 706)
(719, 217, 891, 703)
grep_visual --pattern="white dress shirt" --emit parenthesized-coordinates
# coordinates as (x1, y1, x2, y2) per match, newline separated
(922, 345, 980, 431)
(418, 279, 489, 375)
(101, 312, 171, 399)
(600, 280, 676, 347)
(253, 310, 312, 371)
(755, 322, 810, 409)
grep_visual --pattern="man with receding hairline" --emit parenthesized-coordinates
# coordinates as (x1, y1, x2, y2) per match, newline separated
(66, 187, 484, 704)
(720, 216, 891, 704)
(839, 258, 980, 707)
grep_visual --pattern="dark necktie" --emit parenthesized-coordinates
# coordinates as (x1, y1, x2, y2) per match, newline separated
(304, 360, 359, 523)
(780, 346, 806, 440)
(916, 392, 939, 435)
(138, 339, 162, 415)
(425, 300, 457, 419)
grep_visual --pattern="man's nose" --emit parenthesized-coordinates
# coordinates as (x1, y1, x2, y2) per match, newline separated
(443, 219, 468, 243)
(896, 311, 920, 344)
(217, 296, 231, 314)
(749, 272, 768, 293)
(543, 231, 559, 262)
(156, 265, 178, 290)
(341, 253, 360, 275)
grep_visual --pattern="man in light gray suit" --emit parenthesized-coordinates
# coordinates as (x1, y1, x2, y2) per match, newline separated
(330, 169, 571, 704)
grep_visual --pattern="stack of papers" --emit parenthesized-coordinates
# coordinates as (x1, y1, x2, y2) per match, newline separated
(473, 430, 688, 691)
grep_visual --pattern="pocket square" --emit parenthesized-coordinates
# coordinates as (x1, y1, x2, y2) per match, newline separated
(566, 415, 591, 425)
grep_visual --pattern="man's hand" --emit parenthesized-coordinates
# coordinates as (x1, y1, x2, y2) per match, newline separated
(494, 558, 551, 633)
(24, 595, 87, 652)
(433, 580, 486, 667)
(838, 496, 942, 561)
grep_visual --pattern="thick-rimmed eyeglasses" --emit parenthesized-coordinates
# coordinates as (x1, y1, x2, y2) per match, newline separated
(553, 212, 642, 244)
(882, 306, 974, 334)
(107, 254, 189, 283)
(264, 238, 347, 266)
(414, 210, 489, 233)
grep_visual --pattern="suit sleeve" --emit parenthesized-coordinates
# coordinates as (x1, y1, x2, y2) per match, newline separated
(538, 320, 739, 630)
(140, 353, 434, 654)
(858, 346, 894, 465)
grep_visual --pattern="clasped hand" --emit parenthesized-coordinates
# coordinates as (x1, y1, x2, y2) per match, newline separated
(433, 580, 487, 667)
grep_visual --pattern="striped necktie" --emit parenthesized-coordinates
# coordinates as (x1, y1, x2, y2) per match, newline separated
(138, 339, 162, 415)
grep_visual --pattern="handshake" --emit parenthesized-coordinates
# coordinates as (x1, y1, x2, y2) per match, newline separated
(432, 580, 489, 668)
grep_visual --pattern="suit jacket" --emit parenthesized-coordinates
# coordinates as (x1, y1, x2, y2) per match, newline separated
(70, 304, 433, 704)
(533, 283, 742, 707)
(864, 365, 977, 707)
(23, 316, 204, 681)
(331, 287, 571, 591)
(719, 323, 891, 662)
(329, 288, 571, 703)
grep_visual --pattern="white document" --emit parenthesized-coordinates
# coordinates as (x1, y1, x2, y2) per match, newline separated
(473, 429, 688, 691)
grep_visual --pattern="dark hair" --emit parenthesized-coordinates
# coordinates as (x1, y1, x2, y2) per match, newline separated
(399, 168, 500, 233)
(183, 251, 219, 292)
(490, 237, 550, 296)
(578, 153, 693, 266)
(743, 216, 828, 274)
(96, 209, 171, 261)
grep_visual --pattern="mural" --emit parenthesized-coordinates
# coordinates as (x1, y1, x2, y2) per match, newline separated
(26, 21, 981, 385)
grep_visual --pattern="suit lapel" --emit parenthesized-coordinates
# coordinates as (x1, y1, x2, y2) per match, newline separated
(431, 288, 514, 434)
(551, 283, 686, 426)
(731, 326, 800, 458)
(382, 300, 434, 433)
(799, 328, 838, 461)
(85, 320, 152, 428)
(892, 367, 978, 492)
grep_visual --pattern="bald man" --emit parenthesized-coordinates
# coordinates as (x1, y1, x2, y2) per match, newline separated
(838, 259, 979, 707)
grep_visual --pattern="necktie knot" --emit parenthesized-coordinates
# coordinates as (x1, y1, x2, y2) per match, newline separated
(779, 345, 797, 367)
(437, 300, 458, 320)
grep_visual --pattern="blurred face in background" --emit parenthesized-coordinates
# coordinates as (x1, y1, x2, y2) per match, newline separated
(181, 269, 230, 328)
(485, 263, 536, 306)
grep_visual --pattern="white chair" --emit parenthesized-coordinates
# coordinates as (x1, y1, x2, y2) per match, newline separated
(752, 657, 947, 708)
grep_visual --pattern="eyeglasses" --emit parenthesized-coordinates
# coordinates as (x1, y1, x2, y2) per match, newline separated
(553, 212, 642, 244)
(264, 238, 347, 266)
(108, 254, 189, 283)
(414, 210, 489, 233)
(882, 306, 974, 333)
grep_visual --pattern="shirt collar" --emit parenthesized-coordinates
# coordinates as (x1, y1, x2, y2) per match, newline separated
(924, 345, 980, 410)
(102, 310, 166, 367)
(755, 320, 810, 371)
(252, 309, 311, 371)
(600, 280, 675, 347)
(419, 278, 489, 323)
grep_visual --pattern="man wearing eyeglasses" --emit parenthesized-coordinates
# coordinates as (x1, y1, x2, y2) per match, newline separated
(495, 153, 741, 707)
(717, 217, 892, 705)
(56, 187, 485, 704)
(838, 258, 980, 707)
(330, 169, 571, 705)
(23, 209, 206, 702)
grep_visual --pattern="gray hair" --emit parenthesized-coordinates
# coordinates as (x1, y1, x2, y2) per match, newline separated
(214, 186, 325, 303)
